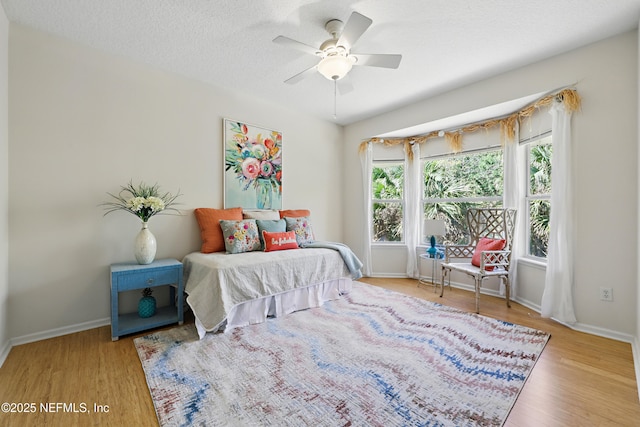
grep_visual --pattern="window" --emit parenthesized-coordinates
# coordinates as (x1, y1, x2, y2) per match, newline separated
(422, 149, 503, 244)
(367, 128, 552, 264)
(526, 134, 552, 258)
(371, 162, 404, 242)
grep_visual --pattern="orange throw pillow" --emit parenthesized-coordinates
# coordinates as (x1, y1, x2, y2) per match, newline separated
(194, 207, 243, 253)
(279, 209, 311, 219)
(471, 237, 506, 270)
(263, 230, 299, 252)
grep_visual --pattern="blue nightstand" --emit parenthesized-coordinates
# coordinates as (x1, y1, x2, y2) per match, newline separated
(110, 258, 184, 341)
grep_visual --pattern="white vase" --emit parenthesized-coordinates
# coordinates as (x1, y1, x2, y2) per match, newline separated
(134, 221, 157, 265)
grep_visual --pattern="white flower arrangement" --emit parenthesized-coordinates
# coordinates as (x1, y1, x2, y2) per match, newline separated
(102, 181, 181, 223)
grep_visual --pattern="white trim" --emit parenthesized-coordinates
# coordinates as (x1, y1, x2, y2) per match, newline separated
(371, 242, 407, 249)
(10, 317, 110, 347)
(366, 273, 408, 279)
(445, 281, 502, 297)
(524, 137, 552, 259)
(0, 338, 11, 368)
(512, 296, 542, 313)
(424, 196, 502, 204)
(371, 160, 406, 245)
(420, 144, 502, 160)
(517, 257, 547, 270)
(0, 317, 110, 369)
(556, 319, 635, 344)
(633, 337, 640, 400)
(445, 280, 544, 313)
(367, 275, 636, 348)
(519, 129, 553, 145)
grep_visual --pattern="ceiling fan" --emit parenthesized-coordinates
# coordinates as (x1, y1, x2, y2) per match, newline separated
(273, 11, 402, 85)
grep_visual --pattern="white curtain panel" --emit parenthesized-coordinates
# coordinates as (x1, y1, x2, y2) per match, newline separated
(359, 142, 373, 277)
(541, 102, 577, 323)
(405, 143, 421, 278)
(503, 123, 526, 297)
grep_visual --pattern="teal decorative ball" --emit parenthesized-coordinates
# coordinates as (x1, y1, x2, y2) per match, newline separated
(138, 296, 156, 318)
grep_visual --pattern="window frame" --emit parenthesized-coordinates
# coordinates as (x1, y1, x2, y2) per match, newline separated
(523, 132, 553, 261)
(421, 147, 504, 244)
(371, 160, 406, 245)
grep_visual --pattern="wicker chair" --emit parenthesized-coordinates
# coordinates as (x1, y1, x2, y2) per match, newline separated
(440, 208, 517, 313)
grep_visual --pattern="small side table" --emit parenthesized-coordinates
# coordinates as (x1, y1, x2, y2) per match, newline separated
(418, 253, 440, 292)
(110, 258, 184, 341)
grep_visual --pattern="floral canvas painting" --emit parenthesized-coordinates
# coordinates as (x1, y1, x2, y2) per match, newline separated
(224, 119, 283, 210)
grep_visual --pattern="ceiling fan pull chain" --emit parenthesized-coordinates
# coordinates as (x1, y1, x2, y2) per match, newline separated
(333, 79, 337, 120)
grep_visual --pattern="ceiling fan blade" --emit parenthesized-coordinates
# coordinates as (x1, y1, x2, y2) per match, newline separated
(273, 35, 320, 56)
(337, 12, 372, 49)
(284, 65, 318, 84)
(352, 53, 402, 69)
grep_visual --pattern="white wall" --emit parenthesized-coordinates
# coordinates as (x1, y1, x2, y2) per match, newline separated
(7, 25, 343, 340)
(3, 21, 638, 351)
(636, 20, 640, 389)
(0, 5, 10, 363)
(344, 31, 638, 338)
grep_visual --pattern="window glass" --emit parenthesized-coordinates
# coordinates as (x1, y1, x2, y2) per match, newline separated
(368, 132, 553, 260)
(527, 137, 552, 258)
(372, 163, 404, 242)
(423, 150, 503, 245)
(373, 202, 404, 242)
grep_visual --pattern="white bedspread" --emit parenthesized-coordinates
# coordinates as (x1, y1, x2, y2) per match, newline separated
(183, 248, 352, 335)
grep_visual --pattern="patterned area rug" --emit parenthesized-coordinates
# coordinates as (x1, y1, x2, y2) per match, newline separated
(134, 282, 550, 426)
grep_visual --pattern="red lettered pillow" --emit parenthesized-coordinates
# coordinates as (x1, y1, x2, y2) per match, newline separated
(194, 207, 243, 253)
(263, 230, 299, 252)
(471, 237, 506, 270)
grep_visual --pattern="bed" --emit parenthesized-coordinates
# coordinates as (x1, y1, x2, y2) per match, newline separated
(183, 247, 355, 338)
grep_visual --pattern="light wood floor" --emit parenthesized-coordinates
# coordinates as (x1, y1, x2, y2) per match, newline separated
(0, 278, 638, 426)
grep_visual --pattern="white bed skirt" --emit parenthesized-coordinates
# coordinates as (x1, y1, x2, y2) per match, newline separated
(194, 277, 353, 338)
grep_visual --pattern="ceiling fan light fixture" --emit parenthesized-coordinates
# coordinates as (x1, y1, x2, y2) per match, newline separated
(317, 55, 353, 81)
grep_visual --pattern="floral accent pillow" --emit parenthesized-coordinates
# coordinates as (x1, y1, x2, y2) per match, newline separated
(284, 216, 315, 246)
(219, 219, 261, 254)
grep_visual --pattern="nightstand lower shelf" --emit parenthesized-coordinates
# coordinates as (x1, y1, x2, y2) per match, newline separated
(116, 306, 183, 338)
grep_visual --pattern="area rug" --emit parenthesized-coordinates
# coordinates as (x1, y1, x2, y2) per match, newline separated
(134, 281, 550, 426)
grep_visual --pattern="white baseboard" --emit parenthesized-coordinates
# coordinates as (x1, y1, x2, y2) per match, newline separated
(366, 273, 408, 279)
(633, 338, 640, 400)
(0, 337, 11, 368)
(2, 281, 639, 402)
(452, 283, 636, 344)
(563, 320, 635, 344)
(367, 274, 638, 343)
(0, 317, 110, 369)
(512, 296, 542, 313)
(10, 317, 110, 347)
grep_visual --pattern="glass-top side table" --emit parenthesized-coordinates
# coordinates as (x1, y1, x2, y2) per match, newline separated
(418, 253, 441, 292)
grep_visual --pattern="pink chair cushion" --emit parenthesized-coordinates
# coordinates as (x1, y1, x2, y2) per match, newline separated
(471, 237, 506, 270)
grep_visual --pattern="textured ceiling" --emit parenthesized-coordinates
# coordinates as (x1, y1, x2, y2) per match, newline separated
(2, 0, 640, 125)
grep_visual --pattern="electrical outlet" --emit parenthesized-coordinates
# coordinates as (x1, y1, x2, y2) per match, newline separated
(600, 287, 613, 302)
